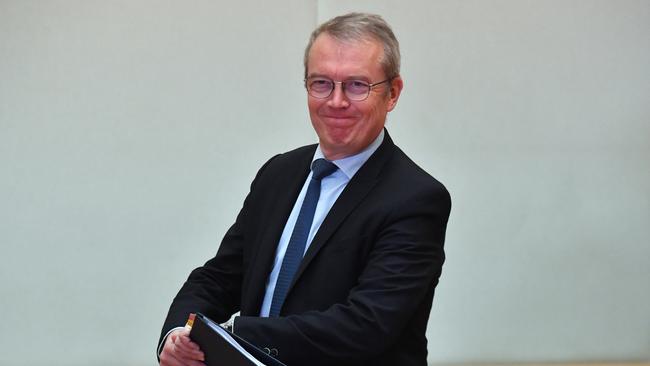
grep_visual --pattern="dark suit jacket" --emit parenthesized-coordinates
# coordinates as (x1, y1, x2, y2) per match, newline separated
(160, 130, 451, 366)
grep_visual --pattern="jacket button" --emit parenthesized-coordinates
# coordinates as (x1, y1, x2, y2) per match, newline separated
(263, 347, 271, 355)
(270, 348, 279, 356)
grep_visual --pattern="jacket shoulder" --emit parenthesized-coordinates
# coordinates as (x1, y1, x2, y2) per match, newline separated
(387, 146, 451, 202)
(259, 144, 316, 173)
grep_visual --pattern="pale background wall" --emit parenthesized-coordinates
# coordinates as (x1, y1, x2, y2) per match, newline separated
(0, 1, 648, 365)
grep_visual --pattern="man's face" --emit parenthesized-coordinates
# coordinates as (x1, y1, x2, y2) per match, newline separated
(306, 33, 403, 160)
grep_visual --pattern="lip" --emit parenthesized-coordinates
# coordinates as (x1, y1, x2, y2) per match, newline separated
(320, 115, 357, 126)
(321, 115, 356, 121)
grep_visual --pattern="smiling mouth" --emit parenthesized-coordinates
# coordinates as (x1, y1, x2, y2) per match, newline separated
(323, 115, 355, 120)
(321, 116, 356, 126)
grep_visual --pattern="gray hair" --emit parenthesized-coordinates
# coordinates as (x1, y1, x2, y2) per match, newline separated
(303, 12, 401, 80)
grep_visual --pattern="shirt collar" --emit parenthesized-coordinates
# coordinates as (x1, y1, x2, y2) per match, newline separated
(313, 129, 385, 180)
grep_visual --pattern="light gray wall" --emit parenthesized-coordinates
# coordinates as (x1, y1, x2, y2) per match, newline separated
(1, 1, 316, 365)
(318, 0, 650, 363)
(1, 1, 648, 365)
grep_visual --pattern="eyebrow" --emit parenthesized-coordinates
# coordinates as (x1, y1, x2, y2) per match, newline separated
(307, 73, 371, 81)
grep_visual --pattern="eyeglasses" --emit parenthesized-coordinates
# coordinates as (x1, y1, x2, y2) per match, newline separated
(305, 77, 393, 101)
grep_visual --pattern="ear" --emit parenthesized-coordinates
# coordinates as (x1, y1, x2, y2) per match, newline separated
(386, 75, 404, 112)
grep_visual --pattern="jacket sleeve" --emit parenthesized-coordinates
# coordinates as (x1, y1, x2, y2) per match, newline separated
(233, 182, 451, 366)
(157, 155, 279, 351)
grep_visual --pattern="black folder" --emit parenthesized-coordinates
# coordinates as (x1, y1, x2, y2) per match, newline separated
(189, 313, 287, 366)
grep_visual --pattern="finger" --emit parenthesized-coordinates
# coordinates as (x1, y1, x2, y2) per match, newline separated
(174, 345, 205, 361)
(169, 345, 205, 366)
(164, 354, 205, 366)
(161, 332, 203, 365)
(177, 334, 201, 350)
(159, 349, 184, 366)
(163, 344, 204, 365)
(176, 334, 203, 354)
(185, 360, 207, 366)
(160, 339, 178, 366)
(172, 337, 204, 361)
(174, 334, 201, 352)
(168, 328, 187, 344)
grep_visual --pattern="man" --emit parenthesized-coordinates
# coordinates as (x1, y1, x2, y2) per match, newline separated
(159, 13, 450, 366)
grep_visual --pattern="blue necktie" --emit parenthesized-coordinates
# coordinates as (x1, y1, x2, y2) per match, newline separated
(269, 158, 338, 317)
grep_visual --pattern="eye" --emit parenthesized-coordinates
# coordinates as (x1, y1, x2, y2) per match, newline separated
(345, 80, 369, 95)
(309, 78, 333, 92)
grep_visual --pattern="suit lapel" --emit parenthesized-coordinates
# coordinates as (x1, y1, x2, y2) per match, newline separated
(241, 149, 314, 314)
(290, 131, 396, 290)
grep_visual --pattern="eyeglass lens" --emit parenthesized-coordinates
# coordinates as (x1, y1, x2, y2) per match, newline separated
(307, 78, 371, 101)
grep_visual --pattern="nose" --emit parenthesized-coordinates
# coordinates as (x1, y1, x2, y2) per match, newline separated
(327, 82, 350, 108)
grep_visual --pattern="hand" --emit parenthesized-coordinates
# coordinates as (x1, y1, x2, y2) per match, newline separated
(159, 328, 205, 366)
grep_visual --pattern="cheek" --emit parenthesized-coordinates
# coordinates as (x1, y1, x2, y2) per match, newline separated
(307, 99, 323, 118)
(360, 104, 382, 124)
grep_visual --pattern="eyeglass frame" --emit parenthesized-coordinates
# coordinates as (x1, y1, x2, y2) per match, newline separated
(304, 76, 395, 101)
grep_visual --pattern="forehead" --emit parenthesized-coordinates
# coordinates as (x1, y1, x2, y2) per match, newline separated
(307, 33, 384, 79)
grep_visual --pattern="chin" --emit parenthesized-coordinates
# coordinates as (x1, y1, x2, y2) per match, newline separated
(323, 129, 354, 146)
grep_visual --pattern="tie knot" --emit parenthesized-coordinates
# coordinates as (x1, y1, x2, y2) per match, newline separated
(311, 158, 338, 181)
